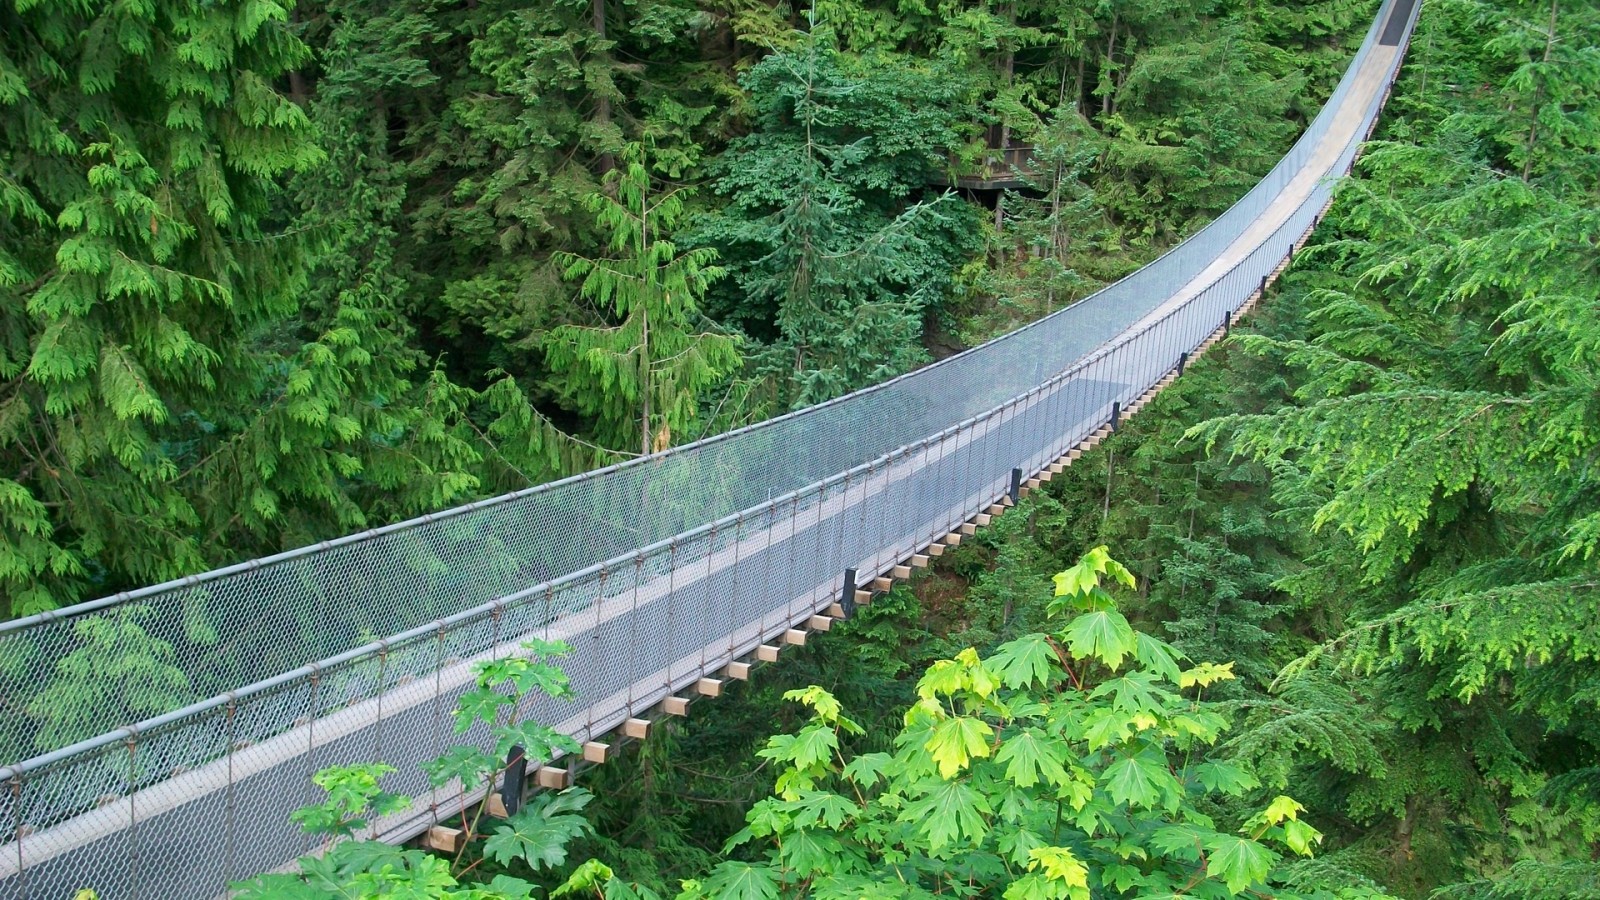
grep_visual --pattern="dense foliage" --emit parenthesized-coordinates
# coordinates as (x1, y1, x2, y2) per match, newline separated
(2, 0, 1356, 618)
(236, 550, 1394, 899)
(737, 2, 1598, 895)
(8, 0, 1598, 898)
(441, 3, 1597, 898)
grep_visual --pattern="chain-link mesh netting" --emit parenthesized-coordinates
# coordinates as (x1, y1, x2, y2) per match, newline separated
(0, 1, 1418, 895)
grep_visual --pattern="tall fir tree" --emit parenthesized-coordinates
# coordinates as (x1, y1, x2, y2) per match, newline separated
(693, 37, 984, 408)
(544, 148, 740, 455)
(1195, 1, 1600, 890)
(0, 0, 489, 617)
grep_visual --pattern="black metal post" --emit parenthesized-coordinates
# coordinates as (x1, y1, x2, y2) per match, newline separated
(1110, 401, 1121, 432)
(1009, 468, 1023, 504)
(501, 744, 527, 816)
(1260, 275, 1268, 295)
(841, 568, 857, 618)
(1177, 351, 1188, 376)
(1223, 309, 1232, 335)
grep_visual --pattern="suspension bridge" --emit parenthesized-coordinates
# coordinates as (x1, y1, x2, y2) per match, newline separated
(0, 0, 1419, 896)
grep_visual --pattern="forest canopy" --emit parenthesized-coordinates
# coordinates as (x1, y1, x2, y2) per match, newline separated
(0, 0, 1360, 617)
(4, 0, 1598, 898)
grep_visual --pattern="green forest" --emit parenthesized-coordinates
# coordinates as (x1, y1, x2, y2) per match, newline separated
(3, 0, 1598, 897)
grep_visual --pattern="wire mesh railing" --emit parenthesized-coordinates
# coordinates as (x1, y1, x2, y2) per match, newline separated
(0, 0, 1419, 896)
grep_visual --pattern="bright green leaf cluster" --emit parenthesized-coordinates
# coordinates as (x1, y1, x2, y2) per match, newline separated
(719, 548, 1334, 899)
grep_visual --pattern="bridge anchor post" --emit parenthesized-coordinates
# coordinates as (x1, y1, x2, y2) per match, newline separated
(1009, 468, 1022, 504)
(1110, 402, 1121, 432)
(1178, 352, 1188, 376)
(501, 744, 527, 816)
(841, 568, 857, 618)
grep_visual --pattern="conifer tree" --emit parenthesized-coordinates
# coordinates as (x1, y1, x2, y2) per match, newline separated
(2, 0, 348, 615)
(289, 0, 606, 499)
(694, 38, 983, 407)
(544, 148, 740, 455)
(1192, 2, 1600, 889)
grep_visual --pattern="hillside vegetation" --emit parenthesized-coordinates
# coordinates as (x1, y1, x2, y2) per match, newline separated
(4, 0, 1598, 897)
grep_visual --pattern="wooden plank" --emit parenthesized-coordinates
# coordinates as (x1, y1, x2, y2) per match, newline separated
(727, 661, 752, 680)
(664, 696, 691, 717)
(485, 795, 510, 818)
(424, 826, 466, 853)
(911, 554, 930, 568)
(827, 601, 847, 618)
(697, 677, 723, 698)
(1068, 448, 1083, 460)
(927, 543, 945, 557)
(583, 741, 611, 764)
(945, 532, 963, 546)
(1049, 461, 1065, 474)
(1025, 478, 1042, 489)
(854, 589, 873, 605)
(756, 644, 782, 663)
(536, 766, 570, 790)
(808, 614, 833, 632)
(891, 564, 912, 579)
(624, 717, 652, 740)
(872, 576, 893, 591)
(987, 504, 1006, 516)
(960, 522, 977, 535)
(784, 628, 808, 646)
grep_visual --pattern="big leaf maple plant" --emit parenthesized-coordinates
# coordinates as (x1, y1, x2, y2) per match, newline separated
(686, 547, 1387, 900)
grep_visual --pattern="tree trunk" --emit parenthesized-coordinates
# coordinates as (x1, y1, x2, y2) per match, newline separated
(593, 0, 616, 176)
(1101, 12, 1119, 117)
(999, 4, 1015, 154)
(1395, 793, 1421, 860)
(287, 7, 307, 104)
(639, 306, 651, 456)
(995, 8, 1015, 248)
(1076, 55, 1087, 116)
(639, 179, 651, 456)
(1139, 483, 1160, 599)
(1522, 0, 1559, 182)
(1102, 448, 1115, 523)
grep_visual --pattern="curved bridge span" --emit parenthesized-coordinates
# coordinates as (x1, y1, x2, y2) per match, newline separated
(0, 1, 1419, 896)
